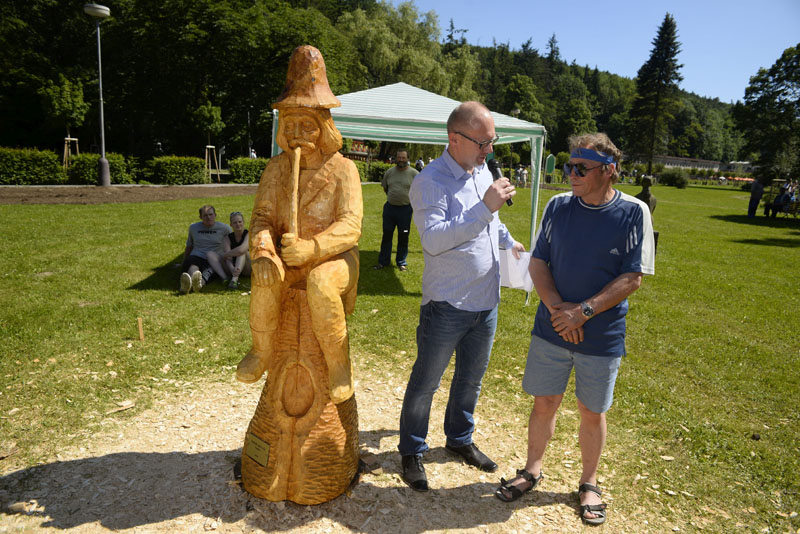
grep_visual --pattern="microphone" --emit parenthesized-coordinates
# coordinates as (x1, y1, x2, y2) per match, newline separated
(487, 158, 513, 206)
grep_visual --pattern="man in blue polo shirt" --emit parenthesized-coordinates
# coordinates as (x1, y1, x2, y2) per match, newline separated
(494, 133, 654, 526)
(397, 101, 524, 492)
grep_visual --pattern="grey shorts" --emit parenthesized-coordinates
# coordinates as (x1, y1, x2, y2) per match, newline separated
(522, 335, 622, 413)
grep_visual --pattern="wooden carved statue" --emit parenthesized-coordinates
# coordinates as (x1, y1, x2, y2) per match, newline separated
(635, 176, 657, 215)
(636, 176, 659, 251)
(236, 45, 362, 505)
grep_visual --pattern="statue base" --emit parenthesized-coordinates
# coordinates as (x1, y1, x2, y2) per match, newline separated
(241, 288, 359, 505)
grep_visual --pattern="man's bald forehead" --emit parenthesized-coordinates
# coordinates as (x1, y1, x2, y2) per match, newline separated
(447, 101, 492, 133)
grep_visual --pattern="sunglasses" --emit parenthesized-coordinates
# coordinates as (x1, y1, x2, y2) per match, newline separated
(563, 162, 605, 177)
(455, 131, 500, 150)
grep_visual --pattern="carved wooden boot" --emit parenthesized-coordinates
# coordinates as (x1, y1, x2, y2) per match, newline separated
(236, 328, 273, 383)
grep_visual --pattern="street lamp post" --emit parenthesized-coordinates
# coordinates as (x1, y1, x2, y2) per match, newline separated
(84, 3, 111, 187)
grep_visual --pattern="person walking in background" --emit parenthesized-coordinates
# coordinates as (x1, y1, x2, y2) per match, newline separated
(494, 133, 654, 526)
(398, 101, 524, 492)
(375, 150, 418, 271)
(179, 205, 232, 294)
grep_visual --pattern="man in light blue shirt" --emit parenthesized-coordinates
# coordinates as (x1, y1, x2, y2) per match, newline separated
(398, 101, 524, 491)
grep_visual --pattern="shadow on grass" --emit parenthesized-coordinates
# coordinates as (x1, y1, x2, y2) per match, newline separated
(127, 254, 251, 293)
(126, 249, 421, 296)
(710, 214, 800, 228)
(357, 249, 422, 297)
(0, 428, 571, 533)
(688, 184, 748, 192)
(127, 254, 185, 292)
(732, 237, 800, 248)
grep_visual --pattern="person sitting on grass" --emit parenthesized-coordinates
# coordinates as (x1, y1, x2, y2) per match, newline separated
(220, 211, 250, 290)
(179, 205, 231, 294)
(767, 186, 791, 217)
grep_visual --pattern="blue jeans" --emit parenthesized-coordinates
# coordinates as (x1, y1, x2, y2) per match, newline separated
(378, 202, 413, 267)
(398, 301, 498, 456)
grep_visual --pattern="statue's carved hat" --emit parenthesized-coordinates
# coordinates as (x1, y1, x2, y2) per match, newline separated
(273, 45, 340, 110)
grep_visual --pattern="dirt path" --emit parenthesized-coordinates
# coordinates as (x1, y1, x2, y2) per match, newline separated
(0, 184, 258, 205)
(0, 357, 662, 534)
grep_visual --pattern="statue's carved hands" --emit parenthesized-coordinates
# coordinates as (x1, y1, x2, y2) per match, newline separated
(280, 233, 316, 267)
(252, 258, 280, 287)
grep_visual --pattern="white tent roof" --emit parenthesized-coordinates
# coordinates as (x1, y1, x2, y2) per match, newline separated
(329, 82, 545, 145)
(270, 82, 548, 245)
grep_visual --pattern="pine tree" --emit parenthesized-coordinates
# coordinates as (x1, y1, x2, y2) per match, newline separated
(629, 13, 683, 174)
(734, 43, 800, 179)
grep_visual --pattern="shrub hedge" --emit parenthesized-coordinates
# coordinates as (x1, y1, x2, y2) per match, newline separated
(343, 158, 392, 182)
(229, 157, 269, 183)
(67, 153, 134, 184)
(149, 156, 207, 185)
(0, 147, 66, 185)
(367, 161, 393, 183)
(660, 168, 689, 189)
(351, 160, 367, 182)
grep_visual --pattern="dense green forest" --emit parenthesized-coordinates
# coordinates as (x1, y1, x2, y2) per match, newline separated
(0, 0, 786, 171)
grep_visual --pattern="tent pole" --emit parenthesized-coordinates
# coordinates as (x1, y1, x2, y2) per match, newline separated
(525, 131, 545, 306)
(528, 133, 544, 247)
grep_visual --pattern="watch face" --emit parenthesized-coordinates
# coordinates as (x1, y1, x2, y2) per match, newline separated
(582, 304, 594, 317)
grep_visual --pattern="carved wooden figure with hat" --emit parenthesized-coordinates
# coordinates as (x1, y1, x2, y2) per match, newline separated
(237, 44, 362, 504)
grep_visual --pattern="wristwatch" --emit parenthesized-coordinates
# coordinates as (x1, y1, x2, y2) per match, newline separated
(580, 301, 595, 319)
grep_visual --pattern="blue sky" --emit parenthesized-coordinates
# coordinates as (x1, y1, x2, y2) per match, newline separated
(389, 0, 800, 104)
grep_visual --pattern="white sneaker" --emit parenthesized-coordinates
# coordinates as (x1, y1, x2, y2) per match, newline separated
(179, 272, 191, 294)
(191, 271, 204, 292)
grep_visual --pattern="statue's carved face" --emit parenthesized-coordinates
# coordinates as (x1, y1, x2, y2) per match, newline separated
(282, 111, 321, 155)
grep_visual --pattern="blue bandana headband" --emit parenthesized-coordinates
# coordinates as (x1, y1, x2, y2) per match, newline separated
(571, 147, 615, 166)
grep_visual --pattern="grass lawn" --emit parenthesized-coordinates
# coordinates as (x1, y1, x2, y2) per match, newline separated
(1, 181, 798, 532)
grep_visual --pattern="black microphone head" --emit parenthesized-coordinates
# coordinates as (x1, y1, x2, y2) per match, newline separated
(487, 158, 501, 179)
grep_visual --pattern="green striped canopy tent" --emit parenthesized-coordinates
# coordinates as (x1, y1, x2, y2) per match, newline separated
(271, 82, 548, 243)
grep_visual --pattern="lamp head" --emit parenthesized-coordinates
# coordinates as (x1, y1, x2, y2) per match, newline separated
(83, 3, 110, 19)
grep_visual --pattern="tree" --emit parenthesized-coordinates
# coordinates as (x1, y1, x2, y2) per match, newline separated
(442, 18, 467, 54)
(336, 2, 478, 100)
(628, 13, 683, 173)
(38, 74, 90, 138)
(502, 74, 542, 123)
(544, 33, 562, 89)
(734, 43, 800, 180)
(478, 41, 514, 111)
(192, 100, 224, 146)
(667, 98, 703, 157)
(549, 74, 596, 153)
(284, 0, 378, 22)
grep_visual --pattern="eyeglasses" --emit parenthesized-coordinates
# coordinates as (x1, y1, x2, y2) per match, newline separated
(455, 131, 500, 150)
(230, 211, 243, 218)
(563, 162, 605, 177)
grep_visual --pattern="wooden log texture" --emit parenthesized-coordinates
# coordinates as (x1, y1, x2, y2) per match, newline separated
(241, 287, 359, 504)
